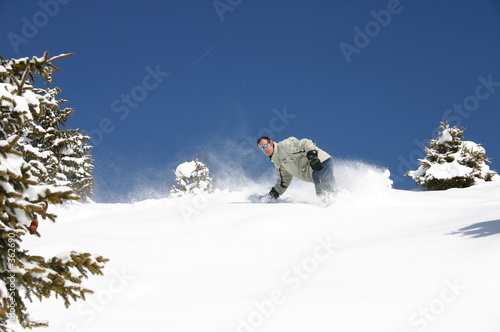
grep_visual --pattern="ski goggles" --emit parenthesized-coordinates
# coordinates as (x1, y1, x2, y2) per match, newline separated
(259, 143, 269, 151)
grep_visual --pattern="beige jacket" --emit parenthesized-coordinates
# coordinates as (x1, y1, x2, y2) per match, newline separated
(270, 137, 331, 195)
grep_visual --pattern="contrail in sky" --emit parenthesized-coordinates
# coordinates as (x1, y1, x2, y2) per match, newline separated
(193, 28, 237, 66)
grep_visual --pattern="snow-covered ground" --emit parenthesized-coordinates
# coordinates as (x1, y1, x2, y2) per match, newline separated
(16, 163, 500, 332)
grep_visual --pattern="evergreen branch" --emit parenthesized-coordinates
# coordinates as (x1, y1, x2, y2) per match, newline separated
(18, 67, 30, 92)
(47, 53, 75, 65)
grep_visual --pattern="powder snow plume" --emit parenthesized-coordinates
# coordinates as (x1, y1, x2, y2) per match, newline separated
(202, 138, 273, 194)
(331, 159, 393, 205)
(283, 158, 393, 205)
(197, 136, 393, 204)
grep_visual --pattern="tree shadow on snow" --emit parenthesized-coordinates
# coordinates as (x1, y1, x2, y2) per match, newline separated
(449, 219, 500, 238)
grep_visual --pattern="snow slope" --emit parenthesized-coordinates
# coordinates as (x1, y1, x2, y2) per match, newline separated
(16, 167, 500, 332)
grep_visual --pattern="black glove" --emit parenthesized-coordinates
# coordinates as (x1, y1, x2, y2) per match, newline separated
(269, 187, 280, 199)
(307, 150, 323, 171)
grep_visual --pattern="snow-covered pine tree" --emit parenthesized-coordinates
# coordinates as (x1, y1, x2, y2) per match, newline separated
(407, 121, 497, 190)
(170, 155, 214, 196)
(6, 53, 95, 202)
(52, 127, 95, 200)
(24, 86, 95, 201)
(0, 52, 107, 330)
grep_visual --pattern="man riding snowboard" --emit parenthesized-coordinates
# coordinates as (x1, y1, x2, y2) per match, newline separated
(257, 136, 336, 201)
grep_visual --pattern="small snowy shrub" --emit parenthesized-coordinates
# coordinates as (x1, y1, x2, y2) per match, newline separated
(170, 155, 214, 196)
(407, 121, 497, 190)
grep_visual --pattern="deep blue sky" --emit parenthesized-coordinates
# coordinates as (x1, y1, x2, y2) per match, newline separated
(1, 0, 499, 202)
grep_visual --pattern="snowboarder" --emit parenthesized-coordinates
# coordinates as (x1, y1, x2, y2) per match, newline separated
(257, 136, 336, 201)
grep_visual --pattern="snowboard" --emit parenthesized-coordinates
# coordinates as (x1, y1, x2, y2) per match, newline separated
(247, 193, 280, 203)
(246, 193, 335, 207)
